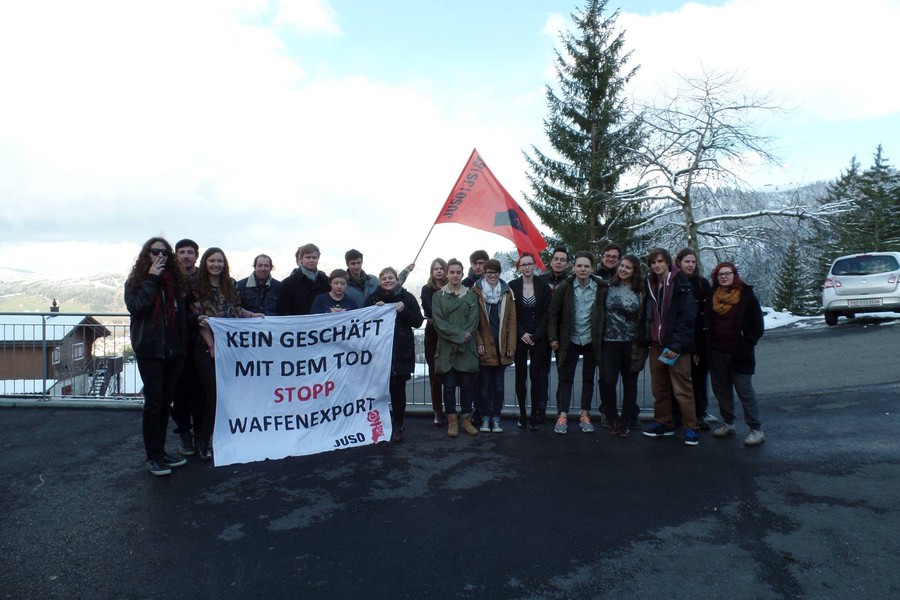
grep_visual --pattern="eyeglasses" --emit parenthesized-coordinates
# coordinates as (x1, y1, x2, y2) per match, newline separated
(717, 271, 734, 278)
(603, 253, 620, 260)
(150, 248, 170, 256)
(485, 271, 500, 276)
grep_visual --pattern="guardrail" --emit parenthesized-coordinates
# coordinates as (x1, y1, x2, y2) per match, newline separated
(1, 311, 656, 416)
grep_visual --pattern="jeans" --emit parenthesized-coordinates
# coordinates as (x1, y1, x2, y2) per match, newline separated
(648, 342, 697, 430)
(171, 352, 203, 435)
(709, 350, 762, 429)
(479, 364, 508, 419)
(555, 342, 595, 414)
(193, 345, 217, 445)
(137, 355, 184, 459)
(598, 341, 639, 426)
(441, 369, 477, 415)
(424, 325, 443, 413)
(514, 340, 549, 417)
(389, 374, 410, 429)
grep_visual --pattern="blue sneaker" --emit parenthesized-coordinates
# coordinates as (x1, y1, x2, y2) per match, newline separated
(642, 422, 675, 437)
(684, 428, 699, 446)
(554, 415, 568, 435)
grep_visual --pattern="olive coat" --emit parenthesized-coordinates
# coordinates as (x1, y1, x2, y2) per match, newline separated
(431, 286, 480, 374)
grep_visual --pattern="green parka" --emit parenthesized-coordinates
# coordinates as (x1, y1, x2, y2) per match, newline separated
(431, 286, 480, 374)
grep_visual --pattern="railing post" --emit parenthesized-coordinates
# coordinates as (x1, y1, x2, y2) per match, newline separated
(40, 315, 49, 401)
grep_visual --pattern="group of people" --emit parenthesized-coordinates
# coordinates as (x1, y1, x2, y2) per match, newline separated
(125, 236, 766, 477)
(420, 245, 766, 449)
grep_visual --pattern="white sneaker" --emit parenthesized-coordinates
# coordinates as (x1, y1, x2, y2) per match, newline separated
(744, 430, 766, 446)
(713, 423, 736, 438)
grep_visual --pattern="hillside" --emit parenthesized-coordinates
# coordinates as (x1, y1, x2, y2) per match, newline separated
(0, 269, 127, 313)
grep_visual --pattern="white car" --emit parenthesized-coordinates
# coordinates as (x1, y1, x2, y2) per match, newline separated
(822, 252, 900, 326)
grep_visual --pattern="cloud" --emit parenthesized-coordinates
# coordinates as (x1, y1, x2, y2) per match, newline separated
(617, 0, 900, 121)
(273, 0, 342, 35)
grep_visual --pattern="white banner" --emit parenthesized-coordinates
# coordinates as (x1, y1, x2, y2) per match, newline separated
(208, 304, 396, 466)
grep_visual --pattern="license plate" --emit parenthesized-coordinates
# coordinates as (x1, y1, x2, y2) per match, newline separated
(848, 298, 883, 308)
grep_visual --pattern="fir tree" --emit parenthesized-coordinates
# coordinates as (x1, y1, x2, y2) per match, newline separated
(772, 239, 818, 315)
(855, 145, 900, 251)
(524, 0, 643, 255)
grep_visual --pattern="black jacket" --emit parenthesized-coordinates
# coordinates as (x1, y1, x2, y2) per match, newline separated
(645, 268, 696, 354)
(687, 274, 712, 355)
(124, 275, 189, 360)
(277, 268, 329, 316)
(365, 287, 424, 377)
(508, 276, 552, 343)
(704, 284, 764, 374)
(547, 274, 603, 365)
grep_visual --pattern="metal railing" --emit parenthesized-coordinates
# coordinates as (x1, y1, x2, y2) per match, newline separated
(0, 311, 656, 415)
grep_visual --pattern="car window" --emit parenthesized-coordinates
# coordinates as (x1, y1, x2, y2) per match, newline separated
(832, 255, 900, 276)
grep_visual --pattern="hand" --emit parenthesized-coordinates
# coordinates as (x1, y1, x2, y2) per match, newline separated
(692, 354, 700, 365)
(477, 344, 485, 356)
(464, 332, 471, 342)
(663, 348, 677, 359)
(395, 303, 404, 312)
(506, 349, 515, 357)
(550, 340, 559, 350)
(330, 307, 346, 313)
(521, 333, 534, 346)
(198, 316, 209, 329)
(405, 263, 415, 272)
(149, 256, 166, 277)
(375, 301, 385, 307)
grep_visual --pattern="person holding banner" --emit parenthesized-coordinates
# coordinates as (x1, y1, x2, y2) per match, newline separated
(431, 258, 481, 438)
(125, 237, 191, 476)
(364, 267, 424, 442)
(473, 259, 517, 433)
(191, 247, 263, 461)
(420, 258, 449, 427)
(310, 269, 359, 314)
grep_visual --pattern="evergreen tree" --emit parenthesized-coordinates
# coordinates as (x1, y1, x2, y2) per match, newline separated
(807, 157, 862, 283)
(524, 0, 643, 256)
(854, 145, 900, 251)
(772, 239, 818, 315)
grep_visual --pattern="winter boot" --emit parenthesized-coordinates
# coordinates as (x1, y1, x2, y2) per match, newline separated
(461, 413, 479, 436)
(447, 413, 459, 438)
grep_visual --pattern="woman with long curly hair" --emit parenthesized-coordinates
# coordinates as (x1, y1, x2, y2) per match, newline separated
(191, 247, 263, 461)
(124, 237, 191, 476)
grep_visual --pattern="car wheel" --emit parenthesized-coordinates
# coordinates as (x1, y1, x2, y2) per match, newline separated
(824, 311, 838, 326)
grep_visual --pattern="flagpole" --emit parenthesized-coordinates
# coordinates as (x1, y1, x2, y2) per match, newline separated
(411, 222, 437, 266)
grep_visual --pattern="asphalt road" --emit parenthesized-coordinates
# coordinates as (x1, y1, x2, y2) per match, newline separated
(1, 317, 898, 600)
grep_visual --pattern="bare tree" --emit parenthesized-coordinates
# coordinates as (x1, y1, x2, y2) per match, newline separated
(627, 70, 851, 261)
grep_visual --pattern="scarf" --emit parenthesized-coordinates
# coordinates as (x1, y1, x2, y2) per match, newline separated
(712, 286, 741, 315)
(477, 278, 503, 305)
(348, 270, 368, 290)
(299, 266, 318, 282)
(153, 270, 178, 332)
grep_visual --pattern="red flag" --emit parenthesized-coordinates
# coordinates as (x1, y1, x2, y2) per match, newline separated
(435, 149, 547, 270)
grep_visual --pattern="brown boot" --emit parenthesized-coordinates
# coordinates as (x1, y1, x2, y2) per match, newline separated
(461, 413, 479, 436)
(447, 413, 459, 438)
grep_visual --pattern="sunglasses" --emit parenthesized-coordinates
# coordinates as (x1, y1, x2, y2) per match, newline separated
(150, 248, 170, 256)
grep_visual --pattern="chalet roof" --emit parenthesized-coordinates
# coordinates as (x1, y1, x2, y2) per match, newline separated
(0, 315, 111, 343)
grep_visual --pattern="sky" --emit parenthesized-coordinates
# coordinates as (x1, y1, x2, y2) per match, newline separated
(1, 0, 898, 281)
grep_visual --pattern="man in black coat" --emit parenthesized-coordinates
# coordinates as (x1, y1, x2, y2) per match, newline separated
(276, 243, 330, 316)
(642, 248, 700, 445)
